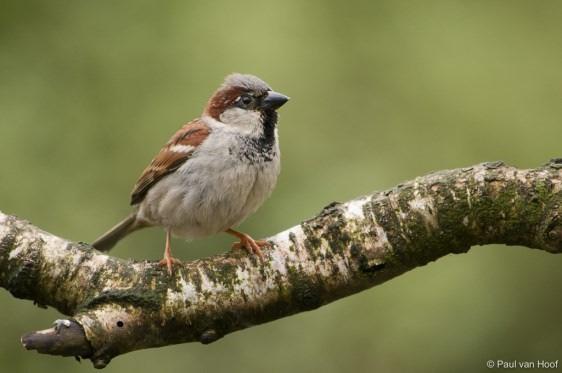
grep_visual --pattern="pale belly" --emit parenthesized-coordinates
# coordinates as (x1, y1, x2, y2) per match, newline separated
(136, 157, 279, 239)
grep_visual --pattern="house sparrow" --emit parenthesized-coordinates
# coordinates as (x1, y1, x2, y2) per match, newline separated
(92, 73, 289, 273)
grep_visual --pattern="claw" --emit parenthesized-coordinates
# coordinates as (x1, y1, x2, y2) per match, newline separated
(226, 229, 268, 260)
(158, 230, 181, 275)
(158, 256, 182, 275)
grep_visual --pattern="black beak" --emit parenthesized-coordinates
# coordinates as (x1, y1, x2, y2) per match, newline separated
(262, 91, 289, 110)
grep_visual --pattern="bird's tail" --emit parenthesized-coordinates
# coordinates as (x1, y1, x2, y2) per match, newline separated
(91, 213, 144, 252)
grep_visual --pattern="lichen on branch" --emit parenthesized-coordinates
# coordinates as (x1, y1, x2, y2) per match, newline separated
(1, 160, 562, 368)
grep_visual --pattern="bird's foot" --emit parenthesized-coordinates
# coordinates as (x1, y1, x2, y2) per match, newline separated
(158, 256, 182, 275)
(231, 234, 268, 260)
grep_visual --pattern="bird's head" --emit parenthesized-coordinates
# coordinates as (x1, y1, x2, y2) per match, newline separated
(204, 73, 289, 133)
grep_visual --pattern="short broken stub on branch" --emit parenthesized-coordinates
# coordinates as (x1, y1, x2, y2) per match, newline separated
(1, 160, 562, 368)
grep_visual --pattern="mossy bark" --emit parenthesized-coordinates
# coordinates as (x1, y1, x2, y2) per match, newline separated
(2, 161, 562, 368)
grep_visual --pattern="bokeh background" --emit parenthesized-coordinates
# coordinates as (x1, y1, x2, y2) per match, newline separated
(1, 1, 561, 372)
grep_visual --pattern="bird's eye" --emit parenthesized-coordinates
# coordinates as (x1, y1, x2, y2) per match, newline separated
(238, 95, 252, 106)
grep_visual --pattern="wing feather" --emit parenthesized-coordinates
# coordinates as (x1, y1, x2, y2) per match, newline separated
(130, 119, 210, 205)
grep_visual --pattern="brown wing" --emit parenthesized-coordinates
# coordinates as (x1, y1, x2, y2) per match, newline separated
(130, 119, 210, 205)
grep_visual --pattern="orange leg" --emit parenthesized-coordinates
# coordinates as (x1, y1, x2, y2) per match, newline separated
(158, 230, 181, 274)
(226, 228, 269, 260)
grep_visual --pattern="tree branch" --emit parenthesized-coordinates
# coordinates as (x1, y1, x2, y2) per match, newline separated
(2, 161, 562, 368)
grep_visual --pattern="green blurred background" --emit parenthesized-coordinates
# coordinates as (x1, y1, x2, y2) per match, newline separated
(1, 1, 561, 372)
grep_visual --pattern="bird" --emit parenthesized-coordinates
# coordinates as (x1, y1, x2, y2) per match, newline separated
(91, 73, 289, 274)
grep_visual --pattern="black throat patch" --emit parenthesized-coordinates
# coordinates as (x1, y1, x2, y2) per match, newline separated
(236, 109, 278, 163)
